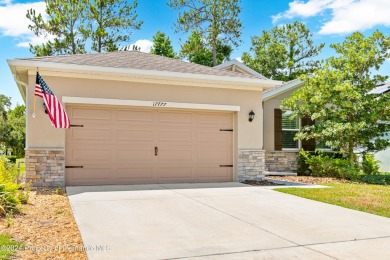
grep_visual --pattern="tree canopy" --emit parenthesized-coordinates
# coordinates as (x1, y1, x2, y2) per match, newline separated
(27, 0, 142, 56)
(87, 0, 142, 52)
(180, 30, 232, 67)
(242, 21, 324, 81)
(169, 0, 241, 66)
(150, 31, 176, 58)
(27, 0, 88, 56)
(282, 31, 390, 164)
(0, 95, 25, 158)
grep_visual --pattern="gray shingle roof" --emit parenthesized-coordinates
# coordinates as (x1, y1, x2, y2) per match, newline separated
(18, 51, 260, 79)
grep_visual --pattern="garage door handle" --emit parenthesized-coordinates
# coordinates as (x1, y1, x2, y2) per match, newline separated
(65, 166, 84, 168)
(155, 146, 158, 156)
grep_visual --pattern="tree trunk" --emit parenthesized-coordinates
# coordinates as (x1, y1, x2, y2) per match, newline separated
(212, 44, 217, 67)
(347, 140, 355, 166)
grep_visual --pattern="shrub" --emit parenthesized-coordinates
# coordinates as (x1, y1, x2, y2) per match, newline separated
(299, 150, 360, 179)
(357, 174, 390, 185)
(0, 183, 20, 216)
(362, 154, 380, 175)
(0, 157, 18, 183)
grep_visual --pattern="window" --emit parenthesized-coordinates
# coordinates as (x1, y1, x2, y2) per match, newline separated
(282, 110, 300, 149)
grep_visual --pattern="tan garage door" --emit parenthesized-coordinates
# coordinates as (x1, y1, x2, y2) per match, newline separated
(65, 105, 233, 186)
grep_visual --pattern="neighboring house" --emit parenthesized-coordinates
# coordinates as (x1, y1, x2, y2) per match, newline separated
(8, 52, 282, 187)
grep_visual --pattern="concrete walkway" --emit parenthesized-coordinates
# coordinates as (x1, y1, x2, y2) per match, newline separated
(67, 183, 390, 260)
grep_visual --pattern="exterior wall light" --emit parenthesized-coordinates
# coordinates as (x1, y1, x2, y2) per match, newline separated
(249, 110, 255, 122)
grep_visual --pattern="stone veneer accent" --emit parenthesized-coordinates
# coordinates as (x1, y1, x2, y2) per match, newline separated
(238, 150, 266, 181)
(265, 151, 298, 172)
(25, 149, 65, 187)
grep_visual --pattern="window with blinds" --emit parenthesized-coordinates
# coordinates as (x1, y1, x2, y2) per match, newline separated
(282, 110, 299, 149)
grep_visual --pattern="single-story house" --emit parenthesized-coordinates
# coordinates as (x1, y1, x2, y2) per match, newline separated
(8, 51, 284, 187)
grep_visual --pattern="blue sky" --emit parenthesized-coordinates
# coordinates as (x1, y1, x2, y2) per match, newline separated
(1, 0, 390, 106)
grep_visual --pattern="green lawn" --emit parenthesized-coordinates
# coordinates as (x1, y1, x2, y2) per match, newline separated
(275, 183, 390, 218)
(0, 234, 21, 260)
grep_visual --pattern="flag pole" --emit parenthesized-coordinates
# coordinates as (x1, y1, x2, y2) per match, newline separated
(32, 67, 38, 118)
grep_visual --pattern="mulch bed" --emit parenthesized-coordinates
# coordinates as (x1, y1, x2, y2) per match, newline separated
(242, 180, 281, 186)
(266, 176, 359, 185)
(0, 189, 87, 259)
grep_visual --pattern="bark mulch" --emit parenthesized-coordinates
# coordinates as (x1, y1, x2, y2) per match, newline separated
(266, 176, 359, 185)
(242, 180, 281, 186)
(0, 189, 87, 260)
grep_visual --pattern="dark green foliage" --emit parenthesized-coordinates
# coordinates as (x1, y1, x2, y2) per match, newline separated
(180, 30, 232, 66)
(362, 154, 380, 175)
(298, 150, 359, 179)
(26, 0, 88, 56)
(169, 0, 241, 66)
(283, 31, 390, 165)
(242, 21, 324, 81)
(86, 0, 143, 52)
(357, 174, 390, 185)
(150, 31, 176, 58)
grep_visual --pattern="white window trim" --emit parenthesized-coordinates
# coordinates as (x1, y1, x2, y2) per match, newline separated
(282, 111, 301, 151)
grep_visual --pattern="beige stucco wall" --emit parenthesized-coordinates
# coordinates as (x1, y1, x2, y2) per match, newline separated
(27, 74, 264, 152)
(263, 89, 297, 151)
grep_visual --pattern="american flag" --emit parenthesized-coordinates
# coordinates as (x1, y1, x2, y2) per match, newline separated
(35, 72, 70, 128)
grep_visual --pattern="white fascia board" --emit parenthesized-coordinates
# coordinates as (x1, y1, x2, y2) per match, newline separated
(215, 60, 269, 80)
(62, 96, 241, 112)
(262, 79, 304, 101)
(8, 59, 282, 89)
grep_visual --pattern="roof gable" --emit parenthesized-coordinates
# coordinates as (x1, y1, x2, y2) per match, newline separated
(214, 60, 268, 79)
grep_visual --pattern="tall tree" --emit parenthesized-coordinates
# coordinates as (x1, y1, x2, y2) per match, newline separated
(0, 95, 11, 123)
(242, 21, 324, 81)
(5, 105, 26, 158)
(168, 0, 242, 67)
(86, 0, 143, 52)
(27, 0, 88, 56)
(180, 30, 231, 66)
(282, 31, 390, 164)
(150, 31, 176, 58)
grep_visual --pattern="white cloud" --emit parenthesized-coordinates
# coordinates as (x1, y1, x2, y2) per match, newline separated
(126, 39, 153, 53)
(0, 0, 51, 47)
(235, 57, 243, 63)
(273, 0, 390, 35)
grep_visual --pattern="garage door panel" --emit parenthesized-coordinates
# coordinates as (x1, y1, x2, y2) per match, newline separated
(71, 149, 111, 161)
(71, 107, 112, 120)
(116, 110, 154, 122)
(158, 130, 193, 142)
(158, 150, 193, 161)
(197, 167, 231, 178)
(198, 131, 232, 143)
(116, 168, 154, 179)
(158, 167, 193, 179)
(66, 106, 233, 185)
(70, 128, 112, 141)
(116, 129, 154, 141)
(197, 113, 231, 125)
(158, 111, 193, 123)
(116, 150, 154, 161)
(197, 150, 231, 162)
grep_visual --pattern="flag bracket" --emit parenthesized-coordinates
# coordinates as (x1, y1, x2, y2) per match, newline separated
(70, 125, 84, 128)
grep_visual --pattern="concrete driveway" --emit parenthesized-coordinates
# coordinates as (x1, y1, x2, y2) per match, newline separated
(67, 183, 390, 260)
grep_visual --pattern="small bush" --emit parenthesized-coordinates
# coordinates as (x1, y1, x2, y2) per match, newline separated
(5, 156, 17, 164)
(299, 150, 360, 179)
(0, 157, 18, 183)
(0, 183, 20, 216)
(362, 154, 380, 175)
(357, 174, 390, 185)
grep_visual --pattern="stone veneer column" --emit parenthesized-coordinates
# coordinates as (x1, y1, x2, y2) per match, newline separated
(237, 150, 266, 181)
(25, 149, 65, 187)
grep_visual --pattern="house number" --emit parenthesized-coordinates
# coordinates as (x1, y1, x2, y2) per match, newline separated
(153, 101, 167, 107)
